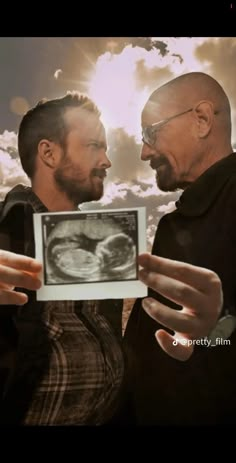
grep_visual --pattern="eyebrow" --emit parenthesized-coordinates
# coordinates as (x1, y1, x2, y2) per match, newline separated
(87, 138, 107, 150)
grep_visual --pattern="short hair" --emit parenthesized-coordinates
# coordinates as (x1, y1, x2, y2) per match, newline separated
(18, 91, 101, 178)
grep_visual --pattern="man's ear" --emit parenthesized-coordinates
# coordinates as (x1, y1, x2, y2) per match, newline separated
(194, 100, 214, 138)
(38, 139, 60, 168)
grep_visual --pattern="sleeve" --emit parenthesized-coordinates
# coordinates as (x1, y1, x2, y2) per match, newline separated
(0, 222, 19, 399)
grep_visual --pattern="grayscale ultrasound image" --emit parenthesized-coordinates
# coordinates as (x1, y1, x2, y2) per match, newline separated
(42, 212, 138, 285)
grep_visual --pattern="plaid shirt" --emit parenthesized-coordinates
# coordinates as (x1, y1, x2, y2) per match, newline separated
(0, 185, 124, 425)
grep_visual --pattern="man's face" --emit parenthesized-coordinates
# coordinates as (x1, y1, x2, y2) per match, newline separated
(54, 107, 111, 205)
(141, 99, 198, 192)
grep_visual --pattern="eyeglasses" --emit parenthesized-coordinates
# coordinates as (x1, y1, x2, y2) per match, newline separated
(142, 108, 193, 146)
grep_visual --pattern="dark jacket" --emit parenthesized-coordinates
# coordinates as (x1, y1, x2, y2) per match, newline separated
(0, 185, 124, 425)
(124, 153, 236, 425)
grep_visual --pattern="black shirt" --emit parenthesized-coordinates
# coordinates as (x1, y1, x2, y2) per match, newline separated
(125, 153, 236, 425)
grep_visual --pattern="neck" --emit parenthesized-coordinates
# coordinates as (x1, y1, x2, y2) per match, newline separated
(32, 176, 78, 212)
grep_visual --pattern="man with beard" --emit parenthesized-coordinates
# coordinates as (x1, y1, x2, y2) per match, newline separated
(0, 91, 223, 425)
(0, 92, 128, 425)
(124, 71, 236, 425)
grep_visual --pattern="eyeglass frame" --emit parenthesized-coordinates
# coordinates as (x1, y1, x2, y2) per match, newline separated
(142, 105, 221, 146)
(142, 108, 194, 146)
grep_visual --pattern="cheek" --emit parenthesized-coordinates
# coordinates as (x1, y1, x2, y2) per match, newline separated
(62, 159, 93, 178)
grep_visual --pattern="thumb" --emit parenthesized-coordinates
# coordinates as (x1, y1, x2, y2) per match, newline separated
(155, 329, 194, 361)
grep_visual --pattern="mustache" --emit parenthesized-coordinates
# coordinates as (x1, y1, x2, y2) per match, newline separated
(150, 155, 169, 170)
(92, 169, 107, 178)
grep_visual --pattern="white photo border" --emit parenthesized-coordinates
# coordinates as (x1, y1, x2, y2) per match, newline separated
(33, 207, 147, 300)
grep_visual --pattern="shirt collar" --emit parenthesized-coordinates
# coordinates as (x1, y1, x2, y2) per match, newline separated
(176, 153, 236, 216)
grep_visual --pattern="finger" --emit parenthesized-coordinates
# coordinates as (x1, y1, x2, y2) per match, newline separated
(0, 282, 15, 290)
(0, 265, 42, 291)
(139, 271, 206, 314)
(138, 253, 221, 294)
(140, 268, 222, 330)
(155, 329, 194, 361)
(0, 250, 42, 273)
(0, 289, 28, 306)
(142, 297, 199, 335)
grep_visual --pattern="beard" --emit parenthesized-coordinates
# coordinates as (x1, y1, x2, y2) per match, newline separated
(54, 163, 105, 206)
(151, 156, 189, 192)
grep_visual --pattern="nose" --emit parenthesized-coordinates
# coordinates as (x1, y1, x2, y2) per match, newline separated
(100, 150, 112, 169)
(141, 142, 156, 161)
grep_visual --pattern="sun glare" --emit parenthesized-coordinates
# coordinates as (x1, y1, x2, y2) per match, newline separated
(87, 38, 208, 139)
(88, 48, 149, 140)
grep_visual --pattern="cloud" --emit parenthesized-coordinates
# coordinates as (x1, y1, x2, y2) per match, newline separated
(130, 38, 169, 56)
(54, 69, 62, 79)
(171, 53, 184, 64)
(104, 38, 169, 57)
(0, 130, 18, 150)
(195, 37, 236, 140)
(107, 128, 150, 182)
(135, 59, 173, 92)
(146, 223, 156, 250)
(0, 131, 29, 200)
(195, 38, 236, 102)
(158, 201, 177, 214)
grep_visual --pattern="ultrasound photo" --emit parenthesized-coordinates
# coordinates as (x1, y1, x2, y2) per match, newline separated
(44, 212, 138, 284)
(33, 208, 147, 300)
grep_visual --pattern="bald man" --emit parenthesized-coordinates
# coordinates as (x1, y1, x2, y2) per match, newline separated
(124, 72, 236, 425)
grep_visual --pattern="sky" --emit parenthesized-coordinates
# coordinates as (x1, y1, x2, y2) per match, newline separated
(1, 36, 236, 249)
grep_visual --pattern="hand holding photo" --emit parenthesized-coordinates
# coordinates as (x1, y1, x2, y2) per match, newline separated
(33, 207, 147, 300)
